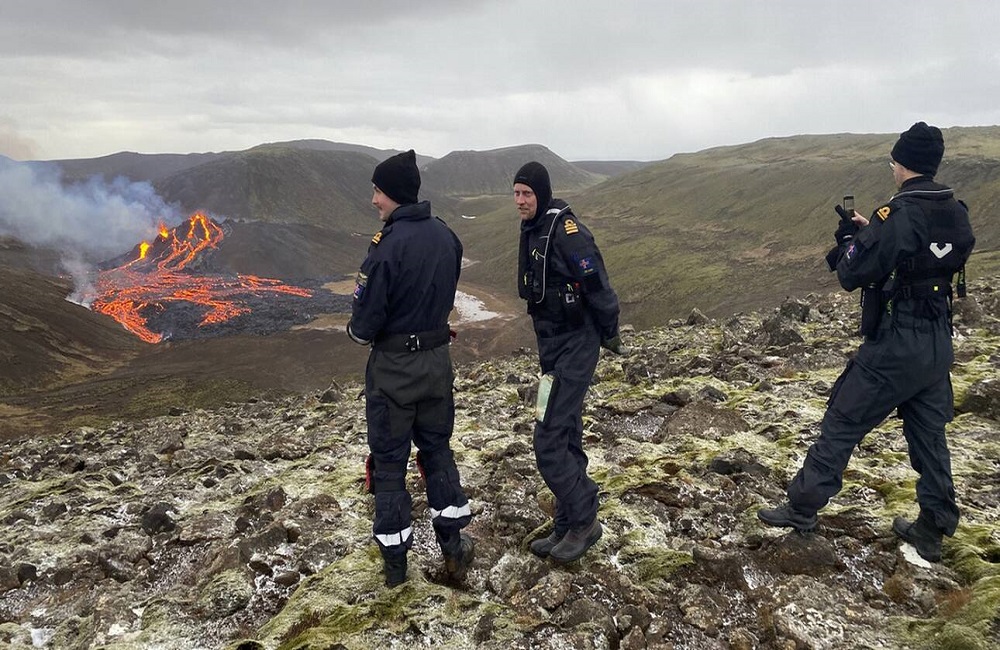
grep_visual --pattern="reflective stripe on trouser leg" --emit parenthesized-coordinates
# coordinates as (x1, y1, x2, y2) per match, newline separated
(374, 526, 413, 548)
(416, 448, 472, 554)
(373, 490, 414, 555)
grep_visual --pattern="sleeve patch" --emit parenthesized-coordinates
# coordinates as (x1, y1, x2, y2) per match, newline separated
(571, 252, 597, 275)
(877, 206, 892, 221)
(563, 219, 580, 235)
(353, 272, 368, 300)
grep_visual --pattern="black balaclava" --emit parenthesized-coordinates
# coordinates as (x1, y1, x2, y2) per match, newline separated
(513, 161, 552, 220)
(372, 149, 421, 204)
(891, 122, 945, 177)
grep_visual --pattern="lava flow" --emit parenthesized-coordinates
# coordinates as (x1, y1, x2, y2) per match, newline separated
(91, 212, 313, 343)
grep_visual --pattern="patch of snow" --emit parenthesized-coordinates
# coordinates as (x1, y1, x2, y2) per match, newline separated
(899, 543, 933, 569)
(453, 291, 500, 323)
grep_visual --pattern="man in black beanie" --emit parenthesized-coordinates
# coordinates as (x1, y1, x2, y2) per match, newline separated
(759, 123, 975, 564)
(513, 161, 622, 564)
(348, 149, 474, 586)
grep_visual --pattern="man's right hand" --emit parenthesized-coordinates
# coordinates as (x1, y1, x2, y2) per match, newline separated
(601, 334, 625, 355)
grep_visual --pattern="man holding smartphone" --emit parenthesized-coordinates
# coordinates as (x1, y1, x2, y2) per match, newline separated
(758, 123, 975, 563)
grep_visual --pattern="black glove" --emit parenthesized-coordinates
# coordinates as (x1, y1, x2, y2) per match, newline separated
(834, 217, 858, 245)
(601, 334, 624, 355)
(825, 245, 841, 272)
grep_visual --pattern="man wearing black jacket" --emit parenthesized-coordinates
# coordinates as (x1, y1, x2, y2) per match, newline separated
(514, 161, 622, 564)
(758, 123, 975, 563)
(348, 150, 473, 586)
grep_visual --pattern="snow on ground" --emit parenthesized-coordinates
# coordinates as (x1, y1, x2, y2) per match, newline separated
(453, 290, 500, 323)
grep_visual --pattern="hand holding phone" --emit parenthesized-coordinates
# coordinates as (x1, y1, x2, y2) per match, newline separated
(833, 194, 858, 244)
(835, 195, 855, 221)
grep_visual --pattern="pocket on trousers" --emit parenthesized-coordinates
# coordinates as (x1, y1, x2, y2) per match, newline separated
(826, 360, 854, 408)
(365, 391, 393, 441)
(827, 360, 889, 426)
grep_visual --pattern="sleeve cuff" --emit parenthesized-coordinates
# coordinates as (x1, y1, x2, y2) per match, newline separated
(347, 322, 371, 346)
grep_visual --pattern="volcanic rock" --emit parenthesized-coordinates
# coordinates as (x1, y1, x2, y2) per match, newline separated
(0, 277, 999, 649)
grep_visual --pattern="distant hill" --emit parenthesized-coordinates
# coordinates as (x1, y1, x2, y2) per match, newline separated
(268, 139, 436, 167)
(152, 146, 379, 228)
(26, 129, 1000, 332)
(456, 127, 1000, 328)
(571, 160, 651, 177)
(421, 144, 605, 198)
(51, 151, 229, 184)
(45, 139, 436, 186)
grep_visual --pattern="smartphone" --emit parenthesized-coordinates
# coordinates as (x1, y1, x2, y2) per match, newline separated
(843, 195, 855, 216)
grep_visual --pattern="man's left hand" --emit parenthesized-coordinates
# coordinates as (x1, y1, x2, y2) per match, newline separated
(834, 218, 858, 245)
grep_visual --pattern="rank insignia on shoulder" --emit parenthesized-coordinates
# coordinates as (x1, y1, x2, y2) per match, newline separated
(877, 206, 892, 221)
(371, 231, 383, 245)
(563, 218, 579, 235)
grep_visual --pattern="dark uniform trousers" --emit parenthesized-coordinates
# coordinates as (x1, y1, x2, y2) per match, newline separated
(787, 305, 959, 535)
(365, 346, 471, 560)
(534, 319, 601, 533)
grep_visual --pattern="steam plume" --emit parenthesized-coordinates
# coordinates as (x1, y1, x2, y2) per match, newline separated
(0, 157, 183, 304)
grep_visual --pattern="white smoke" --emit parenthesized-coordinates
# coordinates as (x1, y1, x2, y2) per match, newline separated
(0, 157, 182, 262)
(61, 253, 97, 308)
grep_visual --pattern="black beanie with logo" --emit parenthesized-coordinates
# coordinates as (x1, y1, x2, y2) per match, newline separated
(891, 122, 945, 177)
(372, 149, 420, 205)
(513, 161, 552, 220)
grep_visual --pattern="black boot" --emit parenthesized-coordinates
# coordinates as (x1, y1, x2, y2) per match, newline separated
(893, 514, 943, 562)
(757, 503, 817, 532)
(443, 533, 475, 581)
(529, 530, 566, 558)
(549, 519, 602, 564)
(383, 553, 407, 587)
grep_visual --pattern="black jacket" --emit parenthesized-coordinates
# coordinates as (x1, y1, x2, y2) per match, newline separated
(518, 199, 619, 340)
(349, 201, 462, 342)
(837, 176, 976, 299)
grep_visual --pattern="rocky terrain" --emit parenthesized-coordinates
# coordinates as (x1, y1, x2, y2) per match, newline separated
(1, 280, 999, 650)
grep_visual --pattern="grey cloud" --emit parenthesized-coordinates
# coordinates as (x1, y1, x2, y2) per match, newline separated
(2, 0, 1000, 161)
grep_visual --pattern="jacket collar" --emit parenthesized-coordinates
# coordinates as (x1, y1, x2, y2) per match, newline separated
(387, 201, 432, 225)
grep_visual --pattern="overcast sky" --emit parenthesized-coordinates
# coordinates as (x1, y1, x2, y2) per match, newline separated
(2, 0, 999, 163)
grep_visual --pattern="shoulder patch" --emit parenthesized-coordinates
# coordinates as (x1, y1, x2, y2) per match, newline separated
(877, 206, 892, 221)
(353, 272, 368, 300)
(563, 218, 580, 235)
(371, 231, 383, 245)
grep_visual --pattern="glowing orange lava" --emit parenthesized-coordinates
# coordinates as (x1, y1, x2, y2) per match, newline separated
(91, 212, 312, 343)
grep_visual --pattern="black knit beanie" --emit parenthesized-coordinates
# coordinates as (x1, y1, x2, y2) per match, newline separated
(891, 122, 944, 177)
(372, 149, 420, 205)
(513, 161, 552, 220)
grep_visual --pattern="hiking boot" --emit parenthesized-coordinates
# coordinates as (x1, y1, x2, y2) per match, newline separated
(893, 515, 942, 562)
(383, 554, 407, 588)
(757, 503, 818, 532)
(549, 519, 603, 564)
(443, 533, 475, 581)
(529, 530, 566, 558)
